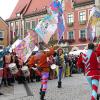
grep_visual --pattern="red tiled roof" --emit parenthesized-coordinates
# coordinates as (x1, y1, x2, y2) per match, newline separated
(73, 0, 93, 3)
(9, 0, 51, 20)
(25, 0, 51, 15)
(10, 0, 30, 19)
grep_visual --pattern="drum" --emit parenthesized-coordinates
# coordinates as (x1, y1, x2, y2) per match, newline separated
(8, 63, 18, 74)
(51, 64, 58, 70)
(21, 66, 30, 77)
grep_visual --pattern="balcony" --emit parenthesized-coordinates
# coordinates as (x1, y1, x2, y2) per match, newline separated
(0, 37, 4, 41)
(48, 39, 58, 45)
(67, 39, 75, 43)
(79, 20, 86, 25)
(79, 37, 87, 42)
(67, 22, 74, 27)
(73, 0, 95, 8)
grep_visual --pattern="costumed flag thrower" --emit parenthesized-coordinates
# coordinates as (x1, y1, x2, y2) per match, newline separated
(87, 7, 100, 41)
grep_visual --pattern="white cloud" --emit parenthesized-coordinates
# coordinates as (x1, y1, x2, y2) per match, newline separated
(0, 0, 18, 20)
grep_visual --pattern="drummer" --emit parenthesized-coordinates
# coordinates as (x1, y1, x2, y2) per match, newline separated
(15, 57, 25, 84)
(3, 51, 13, 86)
(28, 47, 54, 100)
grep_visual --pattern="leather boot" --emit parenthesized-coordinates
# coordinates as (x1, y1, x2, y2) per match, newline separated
(39, 88, 42, 95)
(57, 81, 62, 88)
(97, 94, 100, 100)
(40, 91, 46, 100)
(0, 92, 3, 95)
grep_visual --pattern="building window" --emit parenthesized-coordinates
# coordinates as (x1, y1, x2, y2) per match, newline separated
(0, 45, 4, 49)
(68, 31, 74, 39)
(80, 29, 86, 38)
(32, 21, 36, 30)
(79, 11, 86, 22)
(25, 21, 30, 30)
(0, 31, 4, 40)
(67, 13, 74, 24)
(15, 21, 18, 35)
(16, 13, 20, 17)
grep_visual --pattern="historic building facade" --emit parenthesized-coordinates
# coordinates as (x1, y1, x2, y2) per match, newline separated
(7, 0, 97, 51)
(0, 17, 9, 49)
(63, 0, 95, 51)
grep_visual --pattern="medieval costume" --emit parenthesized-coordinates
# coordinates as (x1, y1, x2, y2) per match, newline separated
(3, 52, 13, 86)
(77, 43, 100, 100)
(28, 47, 54, 100)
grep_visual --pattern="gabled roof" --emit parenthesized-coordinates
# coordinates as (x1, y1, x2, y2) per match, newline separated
(73, 0, 94, 3)
(9, 0, 51, 20)
(10, 0, 31, 19)
(73, 0, 95, 8)
(0, 17, 8, 27)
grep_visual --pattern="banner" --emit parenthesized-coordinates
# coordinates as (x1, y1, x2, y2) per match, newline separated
(89, 7, 100, 25)
(35, 14, 57, 44)
(9, 39, 22, 52)
(15, 33, 35, 62)
(50, 0, 65, 41)
(87, 7, 100, 41)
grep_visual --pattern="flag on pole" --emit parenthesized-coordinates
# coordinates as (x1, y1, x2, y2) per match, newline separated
(35, 14, 57, 44)
(57, 14, 64, 40)
(50, 0, 65, 41)
(87, 7, 100, 41)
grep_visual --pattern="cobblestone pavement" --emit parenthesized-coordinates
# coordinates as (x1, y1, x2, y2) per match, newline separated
(0, 74, 98, 100)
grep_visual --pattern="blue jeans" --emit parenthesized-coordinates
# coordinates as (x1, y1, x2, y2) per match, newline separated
(58, 67, 63, 82)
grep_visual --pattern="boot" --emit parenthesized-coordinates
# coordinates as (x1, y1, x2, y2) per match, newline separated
(0, 92, 3, 95)
(40, 91, 46, 100)
(3, 78, 7, 86)
(97, 94, 100, 100)
(57, 81, 62, 88)
(7, 78, 13, 86)
(39, 88, 42, 95)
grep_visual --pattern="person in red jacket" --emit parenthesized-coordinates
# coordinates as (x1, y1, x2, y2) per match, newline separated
(28, 47, 54, 100)
(77, 43, 100, 100)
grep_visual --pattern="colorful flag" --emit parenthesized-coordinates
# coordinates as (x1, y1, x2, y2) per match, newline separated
(15, 33, 36, 62)
(87, 7, 100, 41)
(50, 0, 64, 41)
(35, 14, 57, 44)
(57, 14, 64, 40)
(50, 0, 63, 14)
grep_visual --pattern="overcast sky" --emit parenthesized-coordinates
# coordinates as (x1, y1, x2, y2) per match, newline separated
(0, 0, 18, 20)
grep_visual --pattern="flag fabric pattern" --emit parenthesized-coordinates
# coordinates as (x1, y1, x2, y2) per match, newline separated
(87, 7, 100, 41)
(35, 14, 57, 44)
(15, 33, 35, 62)
(50, 0, 65, 41)
(35, 0, 64, 44)
(57, 14, 64, 40)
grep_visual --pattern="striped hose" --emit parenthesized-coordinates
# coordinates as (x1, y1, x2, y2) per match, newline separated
(86, 76, 99, 100)
(41, 72, 49, 92)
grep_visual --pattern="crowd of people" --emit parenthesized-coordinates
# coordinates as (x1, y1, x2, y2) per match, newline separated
(0, 43, 100, 100)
